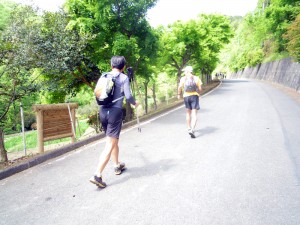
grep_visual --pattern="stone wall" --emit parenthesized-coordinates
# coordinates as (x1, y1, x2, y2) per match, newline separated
(230, 58, 300, 92)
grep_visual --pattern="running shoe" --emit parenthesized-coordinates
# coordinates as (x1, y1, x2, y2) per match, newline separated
(188, 129, 196, 138)
(89, 175, 107, 188)
(114, 162, 126, 175)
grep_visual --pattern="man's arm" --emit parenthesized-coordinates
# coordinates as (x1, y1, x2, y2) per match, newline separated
(123, 77, 138, 107)
(197, 78, 203, 94)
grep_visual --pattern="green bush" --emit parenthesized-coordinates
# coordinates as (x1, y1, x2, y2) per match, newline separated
(77, 101, 98, 119)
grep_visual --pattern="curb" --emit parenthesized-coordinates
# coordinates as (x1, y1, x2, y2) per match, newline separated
(0, 81, 220, 180)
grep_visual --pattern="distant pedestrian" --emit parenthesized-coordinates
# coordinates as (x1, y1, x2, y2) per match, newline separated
(177, 66, 203, 138)
(90, 56, 138, 188)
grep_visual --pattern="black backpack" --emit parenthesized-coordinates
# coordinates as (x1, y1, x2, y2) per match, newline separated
(95, 73, 119, 106)
(184, 76, 197, 92)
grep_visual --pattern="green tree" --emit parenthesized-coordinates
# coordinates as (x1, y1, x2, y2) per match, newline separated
(65, 0, 158, 71)
(196, 14, 233, 78)
(158, 20, 201, 85)
(36, 11, 98, 101)
(158, 14, 233, 86)
(65, 0, 159, 119)
(221, 13, 267, 72)
(0, 5, 41, 162)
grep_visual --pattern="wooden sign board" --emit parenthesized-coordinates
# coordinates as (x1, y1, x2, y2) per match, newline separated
(32, 103, 78, 153)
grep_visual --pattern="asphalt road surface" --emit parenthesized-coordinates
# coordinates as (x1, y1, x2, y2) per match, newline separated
(1, 79, 300, 225)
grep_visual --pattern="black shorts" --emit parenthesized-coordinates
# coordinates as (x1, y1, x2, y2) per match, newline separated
(184, 95, 200, 110)
(99, 107, 123, 138)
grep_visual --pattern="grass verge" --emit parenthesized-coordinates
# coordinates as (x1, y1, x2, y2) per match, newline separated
(4, 120, 89, 153)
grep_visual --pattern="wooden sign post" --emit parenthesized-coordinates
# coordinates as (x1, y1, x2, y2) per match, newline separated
(32, 103, 78, 153)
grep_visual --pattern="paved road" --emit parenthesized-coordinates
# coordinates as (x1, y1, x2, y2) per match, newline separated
(1, 79, 300, 225)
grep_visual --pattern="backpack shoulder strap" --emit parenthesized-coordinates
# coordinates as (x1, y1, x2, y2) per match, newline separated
(100, 72, 109, 78)
(114, 72, 121, 78)
(103, 72, 121, 78)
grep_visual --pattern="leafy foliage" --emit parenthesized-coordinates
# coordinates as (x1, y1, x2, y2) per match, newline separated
(65, 0, 159, 118)
(220, 0, 300, 72)
(0, 0, 15, 31)
(37, 11, 98, 98)
(158, 14, 233, 83)
(284, 14, 300, 62)
(65, 0, 159, 72)
(0, 5, 41, 127)
(0, 5, 42, 161)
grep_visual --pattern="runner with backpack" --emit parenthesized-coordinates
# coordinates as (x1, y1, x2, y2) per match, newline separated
(177, 66, 203, 138)
(90, 56, 138, 188)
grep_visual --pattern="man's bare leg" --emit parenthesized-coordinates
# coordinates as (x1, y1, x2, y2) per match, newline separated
(186, 109, 196, 138)
(111, 139, 126, 175)
(96, 136, 118, 175)
(186, 109, 192, 129)
(191, 109, 198, 130)
(89, 136, 118, 188)
(111, 140, 120, 166)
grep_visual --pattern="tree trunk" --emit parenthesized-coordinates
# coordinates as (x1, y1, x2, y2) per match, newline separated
(133, 79, 144, 109)
(177, 70, 181, 90)
(144, 81, 149, 114)
(13, 102, 17, 131)
(152, 83, 157, 110)
(0, 128, 8, 163)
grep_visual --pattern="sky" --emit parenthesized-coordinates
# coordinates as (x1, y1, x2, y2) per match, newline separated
(12, 0, 258, 27)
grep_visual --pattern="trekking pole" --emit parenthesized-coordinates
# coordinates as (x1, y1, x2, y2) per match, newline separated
(127, 67, 141, 132)
(136, 107, 141, 132)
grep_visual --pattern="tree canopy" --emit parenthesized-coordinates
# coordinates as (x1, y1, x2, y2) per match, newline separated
(158, 14, 233, 84)
(0, 5, 41, 125)
(65, 0, 159, 73)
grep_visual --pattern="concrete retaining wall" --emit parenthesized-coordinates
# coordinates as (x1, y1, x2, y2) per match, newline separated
(230, 58, 300, 92)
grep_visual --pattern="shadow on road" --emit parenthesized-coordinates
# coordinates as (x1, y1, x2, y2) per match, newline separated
(108, 158, 176, 187)
(194, 126, 218, 138)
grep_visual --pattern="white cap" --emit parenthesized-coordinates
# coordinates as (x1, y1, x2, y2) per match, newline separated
(182, 66, 193, 72)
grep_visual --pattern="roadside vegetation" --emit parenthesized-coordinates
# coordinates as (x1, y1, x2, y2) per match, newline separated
(4, 120, 89, 153)
(217, 0, 300, 73)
